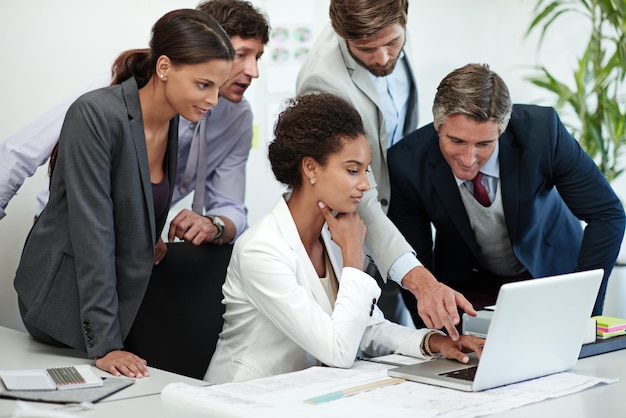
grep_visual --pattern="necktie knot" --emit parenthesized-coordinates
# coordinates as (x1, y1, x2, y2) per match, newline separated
(471, 172, 491, 207)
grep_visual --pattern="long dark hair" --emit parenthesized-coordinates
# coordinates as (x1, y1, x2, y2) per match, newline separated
(49, 9, 235, 181)
(111, 9, 234, 85)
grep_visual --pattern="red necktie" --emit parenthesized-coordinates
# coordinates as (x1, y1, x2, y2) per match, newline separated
(471, 172, 491, 207)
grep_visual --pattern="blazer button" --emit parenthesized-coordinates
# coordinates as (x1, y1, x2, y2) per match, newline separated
(370, 298, 376, 316)
(380, 199, 389, 207)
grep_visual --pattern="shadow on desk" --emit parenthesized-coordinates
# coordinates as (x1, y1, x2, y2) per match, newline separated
(125, 242, 232, 380)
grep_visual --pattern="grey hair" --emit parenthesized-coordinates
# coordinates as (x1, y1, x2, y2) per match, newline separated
(432, 63, 512, 134)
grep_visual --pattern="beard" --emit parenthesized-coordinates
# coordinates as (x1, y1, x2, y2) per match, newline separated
(349, 49, 399, 77)
(347, 38, 405, 77)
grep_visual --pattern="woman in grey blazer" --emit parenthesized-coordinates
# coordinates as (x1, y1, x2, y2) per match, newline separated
(14, 9, 234, 378)
(206, 93, 483, 383)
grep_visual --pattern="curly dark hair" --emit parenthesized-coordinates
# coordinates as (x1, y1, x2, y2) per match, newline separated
(269, 93, 365, 189)
(197, 0, 270, 44)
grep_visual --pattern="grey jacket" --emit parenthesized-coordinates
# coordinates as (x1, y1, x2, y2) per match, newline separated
(296, 25, 418, 279)
(15, 77, 178, 358)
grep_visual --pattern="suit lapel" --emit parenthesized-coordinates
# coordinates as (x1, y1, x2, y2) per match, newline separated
(155, 115, 179, 235)
(273, 197, 333, 314)
(338, 37, 379, 103)
(121, 78, 156, 244)
(337, 37, 386, 150)
(338, 35, 417, 150)
(430, 151, 481, 256)
(498, 132, 520, 244)
(402, 57, 418, 136)
(402, 32, 419, 135)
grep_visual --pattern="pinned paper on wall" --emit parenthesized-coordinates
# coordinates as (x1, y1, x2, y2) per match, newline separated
(262, 0, 316, 94)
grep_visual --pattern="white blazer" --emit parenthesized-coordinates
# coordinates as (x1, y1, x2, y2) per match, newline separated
(205, 197, 431, 384)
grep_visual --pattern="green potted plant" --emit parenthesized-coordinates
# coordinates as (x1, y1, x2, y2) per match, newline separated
(525, 0, 626, 182)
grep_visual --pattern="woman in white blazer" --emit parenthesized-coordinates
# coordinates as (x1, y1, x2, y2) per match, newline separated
(205, 93, 483, 384)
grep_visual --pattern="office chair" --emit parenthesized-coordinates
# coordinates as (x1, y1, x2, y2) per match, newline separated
(124, 241, 233, 380)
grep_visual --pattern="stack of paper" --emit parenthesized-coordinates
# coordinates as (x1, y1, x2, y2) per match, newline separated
(592, 315, 626, 339)
(161, 364, 617, 418)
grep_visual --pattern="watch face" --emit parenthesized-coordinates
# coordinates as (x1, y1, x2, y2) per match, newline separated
(212, 216, 225, 228)
(209, 215, 225, 241)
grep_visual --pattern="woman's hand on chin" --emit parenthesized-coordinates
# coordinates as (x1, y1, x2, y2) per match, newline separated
(318, 201, 366, 269)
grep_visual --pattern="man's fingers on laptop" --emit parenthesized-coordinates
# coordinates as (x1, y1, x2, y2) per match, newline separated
(443, 296, 461, 340)
(455, 291, 476, 317)
(443, 318, 459, 341)
(418, 297, 460, 340)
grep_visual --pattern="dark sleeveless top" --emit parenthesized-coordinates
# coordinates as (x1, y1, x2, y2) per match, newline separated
(152, 175, 170, 220)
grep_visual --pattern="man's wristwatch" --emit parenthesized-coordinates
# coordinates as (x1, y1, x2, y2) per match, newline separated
(207, 215, 225, 241)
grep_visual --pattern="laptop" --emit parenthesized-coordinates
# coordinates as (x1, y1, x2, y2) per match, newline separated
(388, 269, 603, 391)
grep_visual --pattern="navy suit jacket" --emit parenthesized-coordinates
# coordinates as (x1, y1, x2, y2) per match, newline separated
(388, 105, 625, 314)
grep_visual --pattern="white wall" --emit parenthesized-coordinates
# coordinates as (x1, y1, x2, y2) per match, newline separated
(0, 0, 603, 330)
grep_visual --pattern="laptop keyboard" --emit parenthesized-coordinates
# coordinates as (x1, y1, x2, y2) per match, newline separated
(440, 365, 478, 381)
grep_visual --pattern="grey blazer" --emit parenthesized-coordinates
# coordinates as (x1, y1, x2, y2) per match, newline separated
(14, 77, 178, 359)
(296, 25, 418, 279)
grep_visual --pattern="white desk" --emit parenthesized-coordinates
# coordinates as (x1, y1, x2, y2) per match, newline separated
(103, 350, 626, 418)
(61, 349, 626, 418)
(0, 326, 208, 417)
(488, 348, 625, 417)
(1, 325, 625, 418)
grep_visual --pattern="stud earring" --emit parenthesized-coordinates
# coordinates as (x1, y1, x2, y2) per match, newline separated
(310, 178, 316, 185)
(159, 74, 164, 79)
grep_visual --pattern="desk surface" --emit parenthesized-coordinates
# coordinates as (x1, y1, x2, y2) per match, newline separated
(31, 349, 625, 418)
(1, 325, 625, 418)
(489, 348, 625, 417)
(0, 326, 207, 417)
(49, 350, 626, 418)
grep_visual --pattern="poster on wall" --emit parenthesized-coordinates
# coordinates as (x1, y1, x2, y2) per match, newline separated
(262, 0, 316, 94)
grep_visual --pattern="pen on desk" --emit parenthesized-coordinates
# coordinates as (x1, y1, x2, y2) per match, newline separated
(303, 377, 405, 405)
(357, 356, 406, 367)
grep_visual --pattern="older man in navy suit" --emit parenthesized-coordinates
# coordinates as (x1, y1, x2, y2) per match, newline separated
(388, 63, 625, 326)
